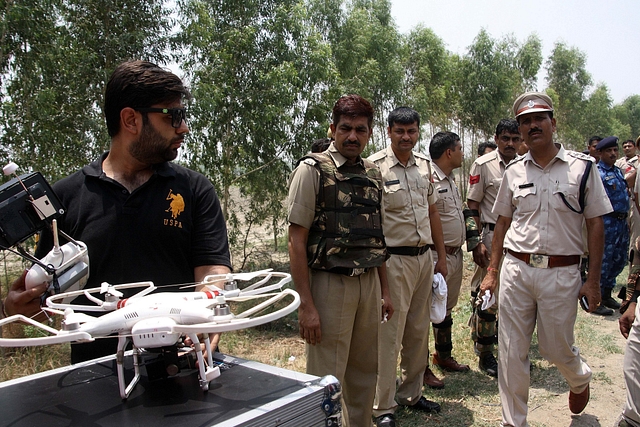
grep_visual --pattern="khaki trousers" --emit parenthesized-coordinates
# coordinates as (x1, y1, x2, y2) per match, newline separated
(307, 268, 381, 427)
(373, 250, 433, 416)
(622, 303, 640, 426)
(499, 253, 591, 427)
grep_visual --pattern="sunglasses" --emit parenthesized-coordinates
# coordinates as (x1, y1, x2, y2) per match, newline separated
(136, 107, 187, 128)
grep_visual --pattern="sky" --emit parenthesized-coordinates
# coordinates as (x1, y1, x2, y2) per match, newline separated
(389, 0, 640, 105)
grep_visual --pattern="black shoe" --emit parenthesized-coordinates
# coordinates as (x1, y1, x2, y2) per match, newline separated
(374, 413, 396, 427)
(479, 353, 498, 377)
(592, 304, 614, 316)
(404, 396, 441, 414)
(602, 296, 621, 309)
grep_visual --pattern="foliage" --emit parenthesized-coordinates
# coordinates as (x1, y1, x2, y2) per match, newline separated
(331, 0, 404, 149)
(0, 0, 637, 266)
(0, 0, 171, 181)
(545, 42, 593, 149)
(176, 0, 337, 256)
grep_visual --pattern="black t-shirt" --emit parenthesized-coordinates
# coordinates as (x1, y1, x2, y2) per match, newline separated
(35, 153, 231, 362)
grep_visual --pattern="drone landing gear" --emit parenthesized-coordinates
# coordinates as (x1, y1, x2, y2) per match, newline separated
(116, 336, 140, 400)
(187, 333, 220, 391)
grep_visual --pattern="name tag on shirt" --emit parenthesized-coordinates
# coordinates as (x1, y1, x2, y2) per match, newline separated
(518, 183, 534, 189)
(438, 189, 448, 193)
(385, 180, 400, 186)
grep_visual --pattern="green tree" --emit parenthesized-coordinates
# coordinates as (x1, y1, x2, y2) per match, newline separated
(403, 26, 454, 131)
(0, 0, 171, 181)
(332, 0, 404, 149)
(545, 42, 592, 149)
(176, 0, 337, 255)
(613, 95, 640, 140)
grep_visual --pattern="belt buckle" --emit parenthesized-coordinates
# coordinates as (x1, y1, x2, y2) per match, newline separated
(529, 254, 549, 269)
(351, 268, 365, 276)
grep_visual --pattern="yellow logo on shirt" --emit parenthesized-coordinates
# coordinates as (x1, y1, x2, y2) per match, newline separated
(165, 189, 184, 228)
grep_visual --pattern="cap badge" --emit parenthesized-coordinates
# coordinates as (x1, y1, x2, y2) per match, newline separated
(527, 100, 535, 108)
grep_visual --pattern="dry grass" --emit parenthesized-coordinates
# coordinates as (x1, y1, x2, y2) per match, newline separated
(0, 249, 628, 426)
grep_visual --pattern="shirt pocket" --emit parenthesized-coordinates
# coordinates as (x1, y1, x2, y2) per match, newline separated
(383, 180, 408, 210)
(513, 184, 538, 213)
(412, 179, 431, 206)
(551, 183, 581, 213)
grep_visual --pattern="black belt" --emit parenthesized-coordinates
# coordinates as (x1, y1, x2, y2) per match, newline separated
(606, 212, 628, 220)
(326, 267, 369, 276)
(427, 244, 461, 256)
(484, 223, 495, 231)
(387, 246, 429, 256)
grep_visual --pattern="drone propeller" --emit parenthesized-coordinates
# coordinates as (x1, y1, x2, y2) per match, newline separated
(179, 269, 275, 290)
(100, 282, 123, 298)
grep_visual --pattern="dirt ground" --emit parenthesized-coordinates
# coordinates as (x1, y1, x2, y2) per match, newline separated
(526, 310, 628, 427)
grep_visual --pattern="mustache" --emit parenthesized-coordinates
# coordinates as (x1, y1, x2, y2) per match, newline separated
(528, 128, 542, 136)
(343, 140, 360, 146)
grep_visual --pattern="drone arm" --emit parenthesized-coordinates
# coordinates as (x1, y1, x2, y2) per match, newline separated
(0, 314, 93, 346)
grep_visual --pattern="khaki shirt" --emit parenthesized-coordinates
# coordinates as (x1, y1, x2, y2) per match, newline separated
(493, 145, 612, 255)
(432, 163, 465, 247)
(467, 150, 512, 225)
(368, 146, 437, 247)
(615, 155, 638, 176)
(287, 142, 350, 229)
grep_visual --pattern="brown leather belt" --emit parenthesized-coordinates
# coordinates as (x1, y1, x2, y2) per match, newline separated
(387, 246, 429, 256)
(507, 249, 580, 269)
(428, 244, 461, 256)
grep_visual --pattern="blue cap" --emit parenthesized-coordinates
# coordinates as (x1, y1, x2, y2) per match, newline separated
(596, 136, 619, 151)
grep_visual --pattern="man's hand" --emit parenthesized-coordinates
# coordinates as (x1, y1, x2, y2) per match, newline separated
(578, 278, 602, 314)
(381, 293, 394, 323)
(4, 270, 48, 318)
(472, 243, 490, 268)
(480, 268, 498, 295)
(620, 302, 636, 339)
(434, 256, 448, 278)
(298, 302, 322, 345)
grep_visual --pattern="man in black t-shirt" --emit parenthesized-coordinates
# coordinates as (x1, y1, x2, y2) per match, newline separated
(3, 61, 232, 362)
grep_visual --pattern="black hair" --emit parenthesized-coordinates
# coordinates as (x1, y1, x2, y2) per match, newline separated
(478, 141, 497, 156)
(311, 138, 331, 153)
(387, 106, 420, 128)
(104, 60, 191, 137)
(588, 136, 603, 147)
(495, 118, 519, 137)
(429, 131, 460, 160)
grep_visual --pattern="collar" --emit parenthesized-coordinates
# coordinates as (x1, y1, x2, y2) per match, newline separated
(327, 141, 364, 168)
(522, 143, 565, 166)
(385, 145, 416, 167)
(83, 151, 177, 179)
(432, 162, 453, 182)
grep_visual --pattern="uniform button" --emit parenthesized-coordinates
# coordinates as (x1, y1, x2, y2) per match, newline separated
(543, 189, 547, 192)
(122, 190, 128, 194)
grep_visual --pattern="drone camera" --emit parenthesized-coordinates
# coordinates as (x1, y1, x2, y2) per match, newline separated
(0, 171, 64, 247)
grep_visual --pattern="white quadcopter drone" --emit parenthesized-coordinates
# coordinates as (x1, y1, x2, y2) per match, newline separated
(0, 163, 300, 399)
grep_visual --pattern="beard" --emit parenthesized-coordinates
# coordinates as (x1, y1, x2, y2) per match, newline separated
(129, 122, 180, 164)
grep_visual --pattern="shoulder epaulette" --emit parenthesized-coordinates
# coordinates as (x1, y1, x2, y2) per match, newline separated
(367, 150, 386, 163)
(475, 151, 497, 166)
(301, 157, 318, 167)
(504, 155, 525, 169)
(414, 151, 430, 161)
(567, 150, 593, 162)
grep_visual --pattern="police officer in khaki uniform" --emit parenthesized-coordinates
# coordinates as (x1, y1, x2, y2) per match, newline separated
(287, 95, 394, 427)
(618, 235, 640, 427)
(368, 107, 444, 427)
(482, 92, 612, 427)
(424, 131, 473, 388)
(467, 118, 522, 377)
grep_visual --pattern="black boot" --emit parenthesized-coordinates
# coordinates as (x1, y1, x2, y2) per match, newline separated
(602, 288, 621, 309)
